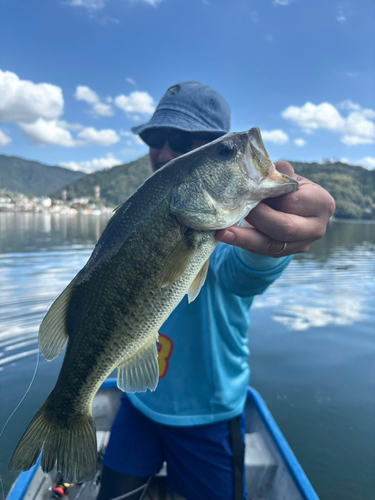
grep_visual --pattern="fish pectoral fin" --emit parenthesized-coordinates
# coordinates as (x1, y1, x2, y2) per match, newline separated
(188, 258, 210, 303)
(39, 276, 78, 361)
(158, 232, 197, 288)
(117, 337, 159, 393)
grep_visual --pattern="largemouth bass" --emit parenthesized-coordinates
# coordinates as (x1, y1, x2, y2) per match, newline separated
(10, 127, 298, 482)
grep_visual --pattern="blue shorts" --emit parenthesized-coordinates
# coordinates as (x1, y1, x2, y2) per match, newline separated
(104, 395, 246, 500)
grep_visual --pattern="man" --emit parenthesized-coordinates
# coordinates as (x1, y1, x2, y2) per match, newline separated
(98, 81, 335, 500)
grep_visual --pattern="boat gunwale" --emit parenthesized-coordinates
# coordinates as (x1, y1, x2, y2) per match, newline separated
(246, 386, 319, 500)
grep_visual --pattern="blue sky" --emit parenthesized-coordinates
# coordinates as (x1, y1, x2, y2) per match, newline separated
(0, 0, 374, 172)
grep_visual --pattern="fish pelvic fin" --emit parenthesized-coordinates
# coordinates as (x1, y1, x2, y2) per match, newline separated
(188, 258, 210, 303)
(39, 276, 78, 361)
(117, 336, 159, 393)
(9, 399, 97, 483)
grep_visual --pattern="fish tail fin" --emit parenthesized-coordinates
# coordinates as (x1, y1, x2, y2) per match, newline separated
(9, 400, 97, 483)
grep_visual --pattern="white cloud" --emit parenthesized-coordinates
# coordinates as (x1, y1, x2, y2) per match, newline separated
(273, 0, 293, 5)
(65, 0, 105, 10)
(282, 102, 343, 131)
(282, 101, 375, 146)
(119, 130, 144, 145)
(75, 85, 113, 116)
(0, 69, 64, 124)
(59, 153, 122, 173)
(341, 135, 374, 146)
(58, 120, 84, 132)
(294, 138, 306, 147)
(140, 0, 163, 5)
(341, 157, 375, 170)
(336, 8, 346, 22)
(126, 78, 136, 86)
(249, 11, 259, 23)
(338, 100, 361, 111)
(115, 91, 155, 117)
(19, 119, 119, 148)
(66, 0, 163, 11)
(19, 119, 78, 147)
(119, 148, 138, 156)
(262, 129, 289, 144)
(75, 86, 98, 105)
(0, 129, 11, 147)
(77, 127, 120, 146)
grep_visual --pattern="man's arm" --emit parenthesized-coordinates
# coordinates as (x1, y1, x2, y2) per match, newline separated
(216, 161, 336, 257)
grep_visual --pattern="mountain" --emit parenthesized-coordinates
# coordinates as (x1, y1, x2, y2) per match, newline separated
(0, 155, 85, 197)
(3, 152, 374, 220)
(57, 156, 374, 219)
(289, 161, 375, 219)
(51, 155, 153, 206)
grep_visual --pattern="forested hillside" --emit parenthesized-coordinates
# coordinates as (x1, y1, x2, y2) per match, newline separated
(290, 161, 375, 219)
(0, 155, 85, 196)
(51, 156, 152, 206)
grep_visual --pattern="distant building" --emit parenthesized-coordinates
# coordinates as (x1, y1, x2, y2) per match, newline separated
(95, 185, 100, 200)
(62, 189, 67, 202)
(38, 197, 52, 208)
(72, 197, 90, 205)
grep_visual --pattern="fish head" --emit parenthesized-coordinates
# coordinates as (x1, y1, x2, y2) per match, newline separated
(169, 127, 299, 230)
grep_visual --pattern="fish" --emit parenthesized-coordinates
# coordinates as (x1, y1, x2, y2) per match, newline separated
(9, 127, 298, 482)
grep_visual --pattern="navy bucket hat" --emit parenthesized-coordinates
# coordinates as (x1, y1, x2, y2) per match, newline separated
(131, 81, 231, 138)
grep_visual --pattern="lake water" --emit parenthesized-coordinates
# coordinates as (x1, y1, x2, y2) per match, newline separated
(0, 212, 374, 500)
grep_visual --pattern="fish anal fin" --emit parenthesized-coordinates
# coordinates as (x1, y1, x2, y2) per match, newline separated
(117, 337, 159, 393)
(39, 276, 78, 361)
(188, 258, 210, 303)
(158, 232, 197, 288)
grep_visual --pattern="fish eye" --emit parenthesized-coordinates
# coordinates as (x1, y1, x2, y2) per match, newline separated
(217, 141, 235, 158)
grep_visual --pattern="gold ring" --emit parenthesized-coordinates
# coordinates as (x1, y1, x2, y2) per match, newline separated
(274, 241, 287, 255)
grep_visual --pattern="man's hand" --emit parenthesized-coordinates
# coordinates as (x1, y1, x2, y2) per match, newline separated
(216, 161, 336, 257)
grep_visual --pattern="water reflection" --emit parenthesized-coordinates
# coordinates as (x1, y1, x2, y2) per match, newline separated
(0, 248, 92, 372)
(0, 212, 110, 253)
(0, 214, 374, 500)
(299, 218, 375, 262)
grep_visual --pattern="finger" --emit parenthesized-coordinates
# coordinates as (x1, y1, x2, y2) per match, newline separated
(216, 226, 311, 256)
(271, 162, 335, 219)
(245, 203, 326, 242)
(274, 160, 296, 178)
(265, 179, 333, 219)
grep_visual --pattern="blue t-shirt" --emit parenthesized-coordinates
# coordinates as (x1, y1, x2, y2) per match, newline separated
(128, 243, 292, 426)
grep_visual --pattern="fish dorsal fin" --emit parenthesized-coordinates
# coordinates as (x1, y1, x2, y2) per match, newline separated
(158, 232, 197, 288)
(117, 337, 159, 393)
(188, 258, 210, 303)
(39, 276, 78, 361)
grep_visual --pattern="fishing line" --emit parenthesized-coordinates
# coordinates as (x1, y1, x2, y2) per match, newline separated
(107, 476, 152, 500)
(0, 350, 40, 440)
(0, 349, 40, 500)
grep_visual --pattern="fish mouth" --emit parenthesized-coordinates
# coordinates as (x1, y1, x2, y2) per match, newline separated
(262, 170, 299, 188)
(245, 127, 299, 196)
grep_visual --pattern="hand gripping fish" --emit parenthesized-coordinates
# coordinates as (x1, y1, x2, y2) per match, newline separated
(10, 127, 298, 482)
